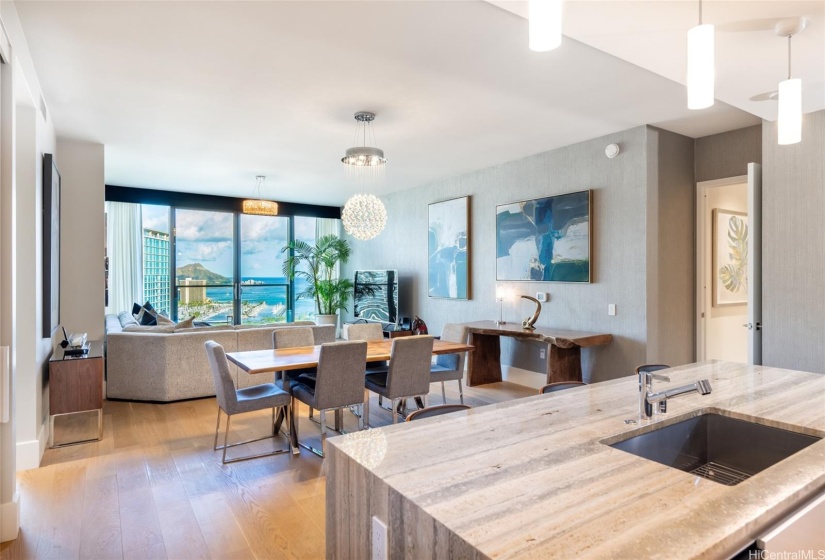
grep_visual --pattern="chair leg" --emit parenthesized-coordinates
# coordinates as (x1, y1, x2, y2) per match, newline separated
(272, 407, 276, 435)
(363, 389, 371, 428)
(442, 382, 447, 405)
(392, 399, 399, 424)
(274, 407, 286, 435)
(458, 379, 464, 405)
(222, 415, 232, 464)
(334, 409, 343, 432)
(213, 407, 222, 450)
(320, 410, 327, 454)
(358, 404, 364, 431)
(285, 404, 295, 455)
(290, 396, 300, 453)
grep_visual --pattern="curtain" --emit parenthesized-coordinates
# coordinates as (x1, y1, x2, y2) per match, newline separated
(105, 201, 143, 314)
(315, 218, 342, 278)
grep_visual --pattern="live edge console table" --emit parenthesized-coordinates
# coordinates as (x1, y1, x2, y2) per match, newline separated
(48, 340, 104, 448)
(463, 321, 612, 386)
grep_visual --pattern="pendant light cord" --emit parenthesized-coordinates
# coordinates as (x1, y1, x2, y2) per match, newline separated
(787, 35, 792, 80)
(698, 0, 702, 25)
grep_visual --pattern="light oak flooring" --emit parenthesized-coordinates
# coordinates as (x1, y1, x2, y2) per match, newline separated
(1, 380, 534, 560)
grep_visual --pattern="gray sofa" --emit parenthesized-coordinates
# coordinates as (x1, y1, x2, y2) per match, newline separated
(104, 314, 335, 402)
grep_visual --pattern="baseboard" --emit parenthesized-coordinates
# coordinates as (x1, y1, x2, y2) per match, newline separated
(16, 419, 48, 471)
(0, 492, 20, 543)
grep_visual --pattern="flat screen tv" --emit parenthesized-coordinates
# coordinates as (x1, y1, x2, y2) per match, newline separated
(354, 270, 399, 324)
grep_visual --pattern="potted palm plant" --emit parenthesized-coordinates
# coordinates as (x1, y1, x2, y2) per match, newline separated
(282, 234, 354, 327)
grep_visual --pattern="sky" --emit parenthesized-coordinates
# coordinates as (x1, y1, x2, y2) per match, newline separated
(141, 204, 317, 280)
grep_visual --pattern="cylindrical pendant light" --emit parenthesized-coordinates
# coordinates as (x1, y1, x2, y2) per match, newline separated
(529, 0, 562, 52)
(687, 2, 714, 111)
(778, 78, 802, 145)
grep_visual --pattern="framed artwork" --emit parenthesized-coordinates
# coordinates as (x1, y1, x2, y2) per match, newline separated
(43, 153, 61, 337)
(428, 196, 469, 299)
(712, 208, 748, 307)
(496, 190, 591, 282)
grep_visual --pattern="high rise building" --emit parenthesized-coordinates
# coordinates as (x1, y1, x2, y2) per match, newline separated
(179, 278, 207, 304)
(143, 228, 171, 313)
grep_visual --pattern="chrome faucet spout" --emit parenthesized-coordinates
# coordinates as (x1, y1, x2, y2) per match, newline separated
(641, 378, 712, 418)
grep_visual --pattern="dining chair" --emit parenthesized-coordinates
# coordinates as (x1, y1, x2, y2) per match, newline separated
(345, 322, 385, 341)
(272, 326, 318, 425)
(364, 336, 434, 425)
(406, 404, 470, 422)
(205, 340, 295, 463)
(290, 341, 369, 457)
(538, 381, 586, 394)
(430, 323, 469, 404)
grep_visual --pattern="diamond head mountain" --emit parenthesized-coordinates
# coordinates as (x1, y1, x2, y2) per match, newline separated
(175, 263, 229, 283)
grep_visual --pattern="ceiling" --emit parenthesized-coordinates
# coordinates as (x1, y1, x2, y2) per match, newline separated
(14, 1, 772, 206)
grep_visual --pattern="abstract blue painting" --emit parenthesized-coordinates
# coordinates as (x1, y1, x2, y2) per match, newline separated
(496, 190, 591, 282)
(428, 196, 469, 299)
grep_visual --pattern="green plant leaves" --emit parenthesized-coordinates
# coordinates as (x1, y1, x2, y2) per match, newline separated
(281, 234, 353, 315)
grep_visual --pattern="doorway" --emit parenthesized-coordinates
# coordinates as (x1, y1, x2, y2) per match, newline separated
(696, 172, 758, 363)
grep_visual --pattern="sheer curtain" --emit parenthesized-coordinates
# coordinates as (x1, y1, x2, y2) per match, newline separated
(105, 202, 143, 314)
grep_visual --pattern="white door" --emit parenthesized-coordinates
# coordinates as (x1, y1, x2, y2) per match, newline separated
(746, 163, 763, 365)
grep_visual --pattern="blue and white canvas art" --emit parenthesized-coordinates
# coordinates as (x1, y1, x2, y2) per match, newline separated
(428, 196, 469, 299)
(496, 190, 591, 282)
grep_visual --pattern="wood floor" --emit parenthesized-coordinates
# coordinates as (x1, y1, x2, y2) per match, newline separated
(1, 379, 534, 560)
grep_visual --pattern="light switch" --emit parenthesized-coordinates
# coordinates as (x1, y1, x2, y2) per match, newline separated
(536, 292, 548, 302)
(608, 304, 617, 316)
(372, 516, 388, 560)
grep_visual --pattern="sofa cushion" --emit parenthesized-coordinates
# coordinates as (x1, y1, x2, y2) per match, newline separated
(174, 325, 234, 333)
(123, 324, 176, 333)
(156, 313, 175, 325)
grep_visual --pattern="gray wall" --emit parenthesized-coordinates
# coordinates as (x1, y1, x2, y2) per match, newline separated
(343, 126, 695, 382)
(762, 110, 825, 373)
(695, 125, 762, 183)
(646, 128, 696, 365)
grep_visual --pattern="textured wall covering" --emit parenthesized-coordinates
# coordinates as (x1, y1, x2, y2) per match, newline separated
(695, 125, 762, 183)
(343, 126, 694, 382)
(646, 128, 696, 365)
(762, 110, 825, 374)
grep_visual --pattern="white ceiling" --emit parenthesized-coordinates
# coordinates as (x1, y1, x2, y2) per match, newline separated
(490, 0, 825, 121)
(15, 1, 766, 206)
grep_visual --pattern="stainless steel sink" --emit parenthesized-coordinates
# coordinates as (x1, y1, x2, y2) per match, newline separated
(607, 412, 821, 486)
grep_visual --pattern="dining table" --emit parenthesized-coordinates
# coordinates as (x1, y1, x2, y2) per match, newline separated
(225, 337, 474, 447)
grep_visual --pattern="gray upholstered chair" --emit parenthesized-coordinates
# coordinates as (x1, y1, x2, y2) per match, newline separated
(364, 336, 434, 425)
(430, 323, 469, 405)
(290, 341, 369, 457)
(539, 381, 586, 394)
(205, 341, 294, 463)
(406, 404, 470, 422)
(345, 322, 384, 341)
(272, 326, 318, 423)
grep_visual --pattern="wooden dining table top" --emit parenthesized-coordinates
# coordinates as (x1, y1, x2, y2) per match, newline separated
(226, 337, 474, 375)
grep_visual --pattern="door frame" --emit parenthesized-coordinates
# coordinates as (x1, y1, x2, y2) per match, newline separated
(695, 174, 748, 361)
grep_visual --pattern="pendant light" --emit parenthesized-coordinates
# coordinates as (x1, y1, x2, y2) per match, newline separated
(341, 112, 386, 167)
(529, 0, 562, 52)
(775, 18, 807, 145)
(342, 194, 387, 241)
(341, 111, 388, 240)
(687, 0, 714, 110)
(242, 175, 278, 216)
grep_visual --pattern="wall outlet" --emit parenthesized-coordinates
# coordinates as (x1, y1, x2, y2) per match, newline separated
(536, 292, 548, 302)
(608, 304, 617, 316)
(372, 516, 388, 560)
(539, 348, 546, 359)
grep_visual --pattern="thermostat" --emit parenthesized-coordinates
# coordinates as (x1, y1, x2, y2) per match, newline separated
(605, 143, 620, 159)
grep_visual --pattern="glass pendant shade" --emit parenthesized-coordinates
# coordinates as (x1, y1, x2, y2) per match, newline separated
(529, 0, 562, 52)
(342, 194, 387, 241)
(687, 23, 715, 109)
(341, 146, 386, 167)
(242, 176, 278, 216)
(242, 199, 278, 216)
(778, 78, 802, 145)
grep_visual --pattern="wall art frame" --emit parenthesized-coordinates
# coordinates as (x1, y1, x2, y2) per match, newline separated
(496, 189, 591, 283)
(428, 196, 469, 300)
(43, 153, 61, 337)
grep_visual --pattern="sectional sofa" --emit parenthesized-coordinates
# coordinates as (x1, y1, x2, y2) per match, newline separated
(104, 313, 335, 402)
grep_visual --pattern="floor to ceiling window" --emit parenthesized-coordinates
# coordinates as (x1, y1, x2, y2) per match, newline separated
(239, 214, 290, 325)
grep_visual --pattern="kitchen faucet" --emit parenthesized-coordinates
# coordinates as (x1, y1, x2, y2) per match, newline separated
(639, 370, 712, 419)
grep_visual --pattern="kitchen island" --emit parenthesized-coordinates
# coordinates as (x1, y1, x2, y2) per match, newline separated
(325, 361, 825, 559)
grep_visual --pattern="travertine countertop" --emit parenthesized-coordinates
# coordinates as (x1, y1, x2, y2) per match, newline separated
(326, 361, 825, 559)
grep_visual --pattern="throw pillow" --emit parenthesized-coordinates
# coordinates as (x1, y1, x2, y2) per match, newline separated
(174, 316, 195, 330)
(155, 313, 175, 326)
(131, 302, 142, 317)
(136, 306, 157, 326)
(118, 311, 139, 329)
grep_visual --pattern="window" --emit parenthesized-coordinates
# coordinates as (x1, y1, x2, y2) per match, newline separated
(141, 205, 171, 316)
